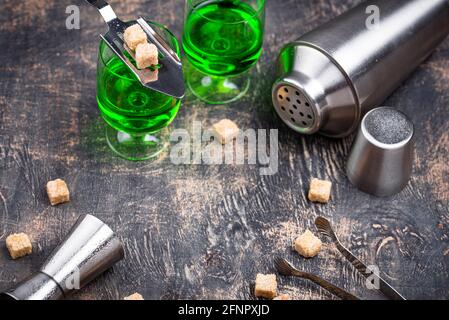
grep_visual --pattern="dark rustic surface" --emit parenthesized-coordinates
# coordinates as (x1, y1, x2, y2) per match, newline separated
(0, 0, 448, 300)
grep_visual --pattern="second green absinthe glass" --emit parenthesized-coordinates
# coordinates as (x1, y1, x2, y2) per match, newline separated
(183, 0, 264, 77)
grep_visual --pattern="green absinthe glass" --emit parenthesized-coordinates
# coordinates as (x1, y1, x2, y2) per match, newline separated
(183, 0, 266, 104)
(96, 21, 181, 161)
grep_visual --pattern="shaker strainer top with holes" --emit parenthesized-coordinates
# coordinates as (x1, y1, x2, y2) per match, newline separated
(275, 85, 316, 133)
(272, 0, 449, 138)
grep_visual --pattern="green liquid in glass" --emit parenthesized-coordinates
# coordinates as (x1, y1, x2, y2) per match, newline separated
(183, 0, 264, 77)
(97, 56, 180, 135)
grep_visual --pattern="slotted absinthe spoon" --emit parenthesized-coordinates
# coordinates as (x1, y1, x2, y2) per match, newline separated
(85, 0, 185, 99)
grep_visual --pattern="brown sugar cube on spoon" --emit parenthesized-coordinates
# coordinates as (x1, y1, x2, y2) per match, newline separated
(135, 42, 159, 70)
(124, 24, 147, 51)
(144, 68, 159, 83)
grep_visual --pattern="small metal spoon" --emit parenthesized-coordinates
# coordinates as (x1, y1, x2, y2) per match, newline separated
(274, 257, 360, 300)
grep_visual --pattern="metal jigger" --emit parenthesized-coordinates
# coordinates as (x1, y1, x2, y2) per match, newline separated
(0, 215, 124, 300)
(346, 107, 415, 197)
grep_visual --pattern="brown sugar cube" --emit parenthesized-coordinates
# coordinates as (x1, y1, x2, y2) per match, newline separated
(212, 119, 240, 145)
(273, 294, 291, 300)
(135, 42, 159, 70)
(294, 230, 322, 258)
(254, 274, 277, 299)
(124, 24, 147, 51)
(124, 293, 144, 300)
(46, 179, 70, 206)
(308, 178, 332, 203)
(143, 67, 159, 83)
(6, 233, 32, 259)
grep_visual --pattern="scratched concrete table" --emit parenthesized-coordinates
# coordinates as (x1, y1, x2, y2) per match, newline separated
(0, 0, 448, 300)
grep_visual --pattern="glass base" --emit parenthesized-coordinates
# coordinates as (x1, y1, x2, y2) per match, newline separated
(186, 63, 250, 105)
(105, 125, 169, 161)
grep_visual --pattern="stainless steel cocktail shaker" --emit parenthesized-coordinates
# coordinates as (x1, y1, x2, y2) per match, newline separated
(272, 0, 449, 138)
